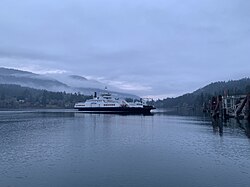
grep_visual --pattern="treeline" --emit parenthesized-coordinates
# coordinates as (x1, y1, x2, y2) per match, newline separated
(152, 93, 211, 109)
(153, 78, 250, 110)
(193, 78, 250, 96)
(0, 84, 92, 109)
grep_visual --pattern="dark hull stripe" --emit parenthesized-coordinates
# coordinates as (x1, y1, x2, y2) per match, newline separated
(74, 106, 155, 114)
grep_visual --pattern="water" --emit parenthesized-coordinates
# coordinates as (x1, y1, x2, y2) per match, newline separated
(0, 110, 250, 187)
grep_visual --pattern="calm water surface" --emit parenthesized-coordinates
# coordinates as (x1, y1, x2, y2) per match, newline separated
(0, 109, 250, 187)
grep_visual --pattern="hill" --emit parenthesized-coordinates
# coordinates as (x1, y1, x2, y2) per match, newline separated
(0, 84, 92, 109)
(193, 78, 250, 96)
(0, 67, 69, 92)
(0, 67, 139, 99)
(154, 78, 250, 109)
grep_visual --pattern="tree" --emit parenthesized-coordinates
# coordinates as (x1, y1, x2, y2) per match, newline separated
(1, 92, 5, 100)
(246, 85, 250, 94)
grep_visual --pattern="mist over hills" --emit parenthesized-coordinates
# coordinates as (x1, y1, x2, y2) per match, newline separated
(0, 67, 138, 99)
(0, 67, 69, 91)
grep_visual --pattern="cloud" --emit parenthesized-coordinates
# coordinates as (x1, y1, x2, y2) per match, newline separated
(102, 80, 152, 91)
(0, 0, 250, 99)
(84, 75, 152, 92)
(0, 57, 68, 75)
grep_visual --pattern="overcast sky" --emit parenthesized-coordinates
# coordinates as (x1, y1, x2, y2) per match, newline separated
(0, 0, 250, 98)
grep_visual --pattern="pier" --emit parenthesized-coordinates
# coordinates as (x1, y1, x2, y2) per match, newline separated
(209, 94, 250, 121)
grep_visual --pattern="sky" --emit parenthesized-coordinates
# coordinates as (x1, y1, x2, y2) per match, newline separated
(0, 0, 250, 98)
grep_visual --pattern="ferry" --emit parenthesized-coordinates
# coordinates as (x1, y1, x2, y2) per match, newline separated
(74, 89, 155, 114)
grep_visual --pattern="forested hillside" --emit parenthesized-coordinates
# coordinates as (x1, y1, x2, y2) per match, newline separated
(0, 84, 92, 109)
(154, 78, 250, 109)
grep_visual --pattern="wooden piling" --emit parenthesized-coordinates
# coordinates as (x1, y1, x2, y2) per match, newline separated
(235, 97, 247, 117)
(245, 94, 250, 121)
(212, 95, 222, 119)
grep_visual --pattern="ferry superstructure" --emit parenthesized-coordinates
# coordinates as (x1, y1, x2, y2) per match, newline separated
(74, 90, 155, 114)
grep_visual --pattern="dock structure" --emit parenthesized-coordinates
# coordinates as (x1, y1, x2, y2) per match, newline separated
(210, 94, 250, 121)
